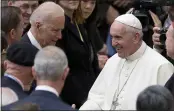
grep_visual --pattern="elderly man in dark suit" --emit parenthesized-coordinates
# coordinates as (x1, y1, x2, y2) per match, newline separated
(2, 46, 74, 110)
(21, 1, 65, 50)
(1, 42, 38, 100)
(20, 1, 65, 94)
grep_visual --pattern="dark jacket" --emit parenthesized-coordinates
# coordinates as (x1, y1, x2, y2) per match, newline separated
(56, 16, 100, 108)
(2, 76, 28, 99)
(2, 90, 74, 111)
(165, 73, 174, 97)
(20, 33, 31, 44)
(20, 33, 37, 95)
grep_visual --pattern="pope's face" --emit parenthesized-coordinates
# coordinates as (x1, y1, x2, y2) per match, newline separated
(110, 21, 139, 58)
(166, 25, 174, 59)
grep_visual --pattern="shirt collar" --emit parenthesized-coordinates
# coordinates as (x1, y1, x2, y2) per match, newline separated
(27, 30, 42, 50)
(126, 41, 147, 61)
(164, 16, 172, 29)
(35, 85, 59, 97)
(4, 73, 24, 90)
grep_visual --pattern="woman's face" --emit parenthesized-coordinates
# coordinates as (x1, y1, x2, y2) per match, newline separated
(58, 0, 80, 11)
(80, 0, 96, 19)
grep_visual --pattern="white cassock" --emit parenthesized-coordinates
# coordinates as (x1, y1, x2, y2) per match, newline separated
(80, 41, 174, 110)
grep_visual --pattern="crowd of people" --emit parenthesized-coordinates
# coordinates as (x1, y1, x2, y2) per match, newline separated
(1, 0, 174, 111)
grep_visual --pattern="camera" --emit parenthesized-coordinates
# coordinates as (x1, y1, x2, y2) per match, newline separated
(159, 28, 168, 45)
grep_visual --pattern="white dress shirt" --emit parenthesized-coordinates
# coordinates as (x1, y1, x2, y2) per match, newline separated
(27, 31, 42, 50)
(80, 41, 174, 110)
(35, 85, 59, 97)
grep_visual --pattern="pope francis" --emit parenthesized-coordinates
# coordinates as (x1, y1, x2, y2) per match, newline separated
(80, 14, 174, 110)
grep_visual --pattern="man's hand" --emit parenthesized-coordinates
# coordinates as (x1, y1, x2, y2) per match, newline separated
(152, 27, 164, 53)
(98, 54, 108, 69)
(152, 27, 161, 46)
(72, 104, 76, 109)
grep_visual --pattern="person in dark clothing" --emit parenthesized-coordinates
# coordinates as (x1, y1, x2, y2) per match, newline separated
(136, 85, 174, 111)
(56, 0, 100, 108)
(2, 46, 74, 111)
(165, 23, 174, 97)
(2, 42, 38, 100)
(79, 0, 108, 69)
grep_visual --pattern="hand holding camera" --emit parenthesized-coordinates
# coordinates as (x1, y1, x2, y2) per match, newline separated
(152, 27, 167, 51)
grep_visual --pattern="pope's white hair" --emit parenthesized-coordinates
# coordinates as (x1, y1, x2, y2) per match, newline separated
(30, 1, 64, 25)
(125, 25, 144, 39)
(34, 46, 68, 81)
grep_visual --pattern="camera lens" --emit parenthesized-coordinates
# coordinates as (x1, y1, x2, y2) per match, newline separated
(159, 33, 166, 45)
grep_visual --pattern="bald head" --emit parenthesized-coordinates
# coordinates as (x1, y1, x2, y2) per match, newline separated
(30, 2, 64, 24)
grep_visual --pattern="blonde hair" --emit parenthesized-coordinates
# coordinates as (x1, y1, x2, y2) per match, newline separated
(73, 1, 85, 24)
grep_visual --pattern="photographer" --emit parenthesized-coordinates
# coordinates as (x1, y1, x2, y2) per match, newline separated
(152, 5, 174, 64)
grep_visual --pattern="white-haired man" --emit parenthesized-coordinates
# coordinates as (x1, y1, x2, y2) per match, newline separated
(80, 14, 174, 110)
(21, 1, 65, 49)
(2, 46, 74, 110)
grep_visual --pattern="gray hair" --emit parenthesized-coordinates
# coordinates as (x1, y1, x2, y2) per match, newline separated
(30, 1, 64, 25)
(125, 24, 144, 39)
(34, 46, 68, 81)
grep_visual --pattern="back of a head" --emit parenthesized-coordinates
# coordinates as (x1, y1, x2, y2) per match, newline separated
(34, 46, 68, 81)
(30, 1, 64, 25)
(136, 85, 174, 111)
(1, 87, 18, 106)
(1, 6, 22, 35)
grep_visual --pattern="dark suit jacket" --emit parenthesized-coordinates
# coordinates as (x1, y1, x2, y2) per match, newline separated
(20, 33, 32, 44)
(56, 16, 100, 108)
(2, 76, 28, 99)
(2, 90, 74, 111)
(165, 73, 174, 97)
(20, 33, 37, 95)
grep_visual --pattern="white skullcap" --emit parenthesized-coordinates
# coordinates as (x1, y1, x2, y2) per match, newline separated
(115, 14, 142, 30)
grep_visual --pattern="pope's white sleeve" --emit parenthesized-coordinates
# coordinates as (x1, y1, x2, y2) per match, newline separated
(80, 61, 109, 110)
(157, 62, 174, 85)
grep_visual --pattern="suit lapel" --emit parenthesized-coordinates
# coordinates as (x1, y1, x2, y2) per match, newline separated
(21, 33, 31, 44)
